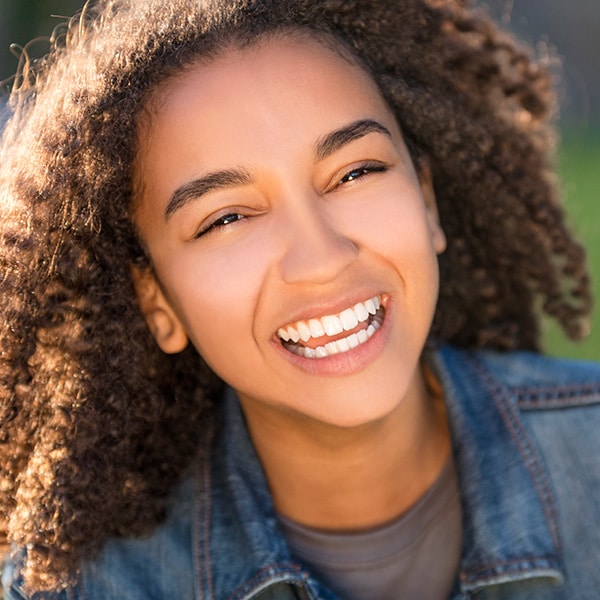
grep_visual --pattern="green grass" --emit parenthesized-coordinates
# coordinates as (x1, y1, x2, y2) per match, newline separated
(542, 128, 600, 361)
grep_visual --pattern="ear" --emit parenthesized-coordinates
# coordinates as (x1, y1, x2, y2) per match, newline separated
(131, 266, 189, 354)
(417, 161, 446, 255)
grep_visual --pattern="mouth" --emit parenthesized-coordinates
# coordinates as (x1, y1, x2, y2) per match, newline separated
(276, 295, 385, 359)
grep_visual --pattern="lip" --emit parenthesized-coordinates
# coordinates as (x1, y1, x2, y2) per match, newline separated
(271, 295, 392, 376)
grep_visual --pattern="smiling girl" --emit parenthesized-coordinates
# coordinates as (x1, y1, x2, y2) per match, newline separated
(1, 1, 599, 599)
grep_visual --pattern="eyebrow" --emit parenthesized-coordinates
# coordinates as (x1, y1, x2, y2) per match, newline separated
(164, 119, 392, 220)
(315, 119, 392, 161)
(165, 168, 252, 220)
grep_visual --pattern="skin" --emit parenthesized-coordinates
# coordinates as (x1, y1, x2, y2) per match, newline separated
(133, 34, 451, 529)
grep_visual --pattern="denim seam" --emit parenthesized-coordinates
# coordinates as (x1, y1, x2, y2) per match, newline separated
(470, 357, 563, 556)
(459, 555, 558, 583)
(460, 561, 565, 598)
(9, 587, 27, 600)
(223, 565, 306, 600)
(194, 443, 215, 600)
(514, 384, 600, 409)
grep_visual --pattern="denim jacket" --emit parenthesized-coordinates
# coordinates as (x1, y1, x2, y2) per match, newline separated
(4, 345, 600, 599)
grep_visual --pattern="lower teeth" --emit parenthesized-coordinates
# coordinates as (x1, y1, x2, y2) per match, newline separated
(284, 307, 384, 359)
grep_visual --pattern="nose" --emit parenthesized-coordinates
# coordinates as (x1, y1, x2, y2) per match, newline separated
(278, 197, 358, 284)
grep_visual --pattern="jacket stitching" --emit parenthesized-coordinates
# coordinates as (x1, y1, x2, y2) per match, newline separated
(195, 443, 215, 600)
(515, 384, 600, 409)
(224, 564, 305, 600)
(470, 357, 563, 556)
(459, 555, 559, 584)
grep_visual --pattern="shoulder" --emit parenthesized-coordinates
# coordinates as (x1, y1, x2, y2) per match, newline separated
(2, 550, 69, 600)
(435, 344, 600, 410)
(434, 345, 600, 596)
(433, 344, 600, 488)
(460, 346, 600, 475)
(2, 467, 198, 600)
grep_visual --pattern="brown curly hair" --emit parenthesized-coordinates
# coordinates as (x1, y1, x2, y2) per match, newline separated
(0, 0, 592, 591)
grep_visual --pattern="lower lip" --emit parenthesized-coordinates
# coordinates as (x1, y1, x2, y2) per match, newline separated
(271, 298, 393, 377)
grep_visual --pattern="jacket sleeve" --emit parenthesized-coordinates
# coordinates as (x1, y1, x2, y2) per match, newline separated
(2, 552, 27, 600)
(1, 549, 70, 600)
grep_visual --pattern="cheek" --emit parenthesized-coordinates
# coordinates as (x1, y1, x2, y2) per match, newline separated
(343, 190, 439, 266)
(164, 239, 273, 358)
(345, 192, 441, 321)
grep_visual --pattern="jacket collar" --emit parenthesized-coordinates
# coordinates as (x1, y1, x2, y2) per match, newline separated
(193, 387, 328, 600)
(429, 345, 564, 596)
(195, 346, 564, 599)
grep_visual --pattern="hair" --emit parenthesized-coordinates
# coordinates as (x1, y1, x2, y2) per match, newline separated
(0, 0, 592, 591)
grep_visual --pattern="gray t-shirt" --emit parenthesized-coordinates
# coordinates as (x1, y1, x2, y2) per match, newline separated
(277, 458, 462, 600)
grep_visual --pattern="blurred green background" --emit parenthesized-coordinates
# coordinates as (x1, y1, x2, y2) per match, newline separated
(0, 0, 598, 360)
(545, 128, 600, 361)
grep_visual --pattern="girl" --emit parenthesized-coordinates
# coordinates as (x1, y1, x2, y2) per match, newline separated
(1, 0, 599, 598)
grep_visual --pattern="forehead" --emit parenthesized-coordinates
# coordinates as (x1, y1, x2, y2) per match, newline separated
(133, 34, 402, 211)
(153, 30, 371, 97)
(138, 32, 392, 143)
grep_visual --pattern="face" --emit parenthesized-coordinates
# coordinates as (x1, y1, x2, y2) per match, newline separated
(133, 34, 446, 428)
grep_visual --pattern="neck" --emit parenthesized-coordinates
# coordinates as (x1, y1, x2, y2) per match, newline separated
(239, 363, 451, 531)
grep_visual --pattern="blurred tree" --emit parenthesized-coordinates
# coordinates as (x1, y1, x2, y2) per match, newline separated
(2, 1, 597, 123)
(484, 0, 599, 127)
(0, 0, 85, 89)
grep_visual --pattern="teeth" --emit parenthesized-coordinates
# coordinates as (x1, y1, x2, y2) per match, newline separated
(325, 341, 338, 355)
(308, 318, 325, 337)
(297, 321, 311, 343)
(322, 315, 343, 336)
(354, 302, 369, 323)
(288, 326, 300, 343)
(290, 315, 381, 359)
(315, 346, 328, 358)
(365, 298, 377, 315)
(336, 337, 350, 353)
(347, 333, 360, 349)
(277, 295, 382, 346)
(339, 308, 358, 331)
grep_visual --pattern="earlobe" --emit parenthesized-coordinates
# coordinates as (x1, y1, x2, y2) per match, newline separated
(131, 266, 189, 354)
(417, 162, 447, 255)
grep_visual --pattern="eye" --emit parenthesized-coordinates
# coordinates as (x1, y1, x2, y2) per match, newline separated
(194, 212, 245, 239)
(337, 162, 388, 187)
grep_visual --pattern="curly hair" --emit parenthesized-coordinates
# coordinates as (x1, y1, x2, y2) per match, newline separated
(0, 0, 592, 591)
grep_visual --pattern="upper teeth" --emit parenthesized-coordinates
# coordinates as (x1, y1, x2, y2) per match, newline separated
(278, 295, 381, 344)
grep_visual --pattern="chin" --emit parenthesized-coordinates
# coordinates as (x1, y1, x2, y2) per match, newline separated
(287, 375, 412, 430)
